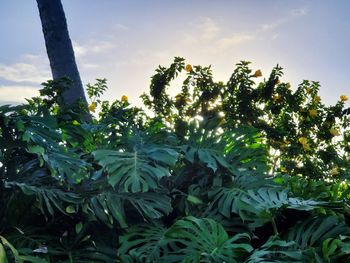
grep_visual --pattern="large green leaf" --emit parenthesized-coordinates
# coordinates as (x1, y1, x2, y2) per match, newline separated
(93, 147, 178, 192)
(89, 192, 172, 227)
(163, 216, 252, 263)
(119, 217, 252, 263)
(247, 217, 350, 262)
(247, 236, 303, 263)
(211, 187, 325, 227)
(285, 216, 350, 249)
(119, 223, 169, 262)
(5, 181, 82, 216)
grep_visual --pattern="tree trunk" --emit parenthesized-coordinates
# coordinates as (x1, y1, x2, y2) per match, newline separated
(36, 0, 88, 109)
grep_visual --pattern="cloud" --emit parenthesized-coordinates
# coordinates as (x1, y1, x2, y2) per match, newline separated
(260, 7, 308, 32)
(0, 85, 40, 104)
(218, 34, 255, 49)
(112, 23, 129, 31)
(291, 8, 308, 17)
(0, 54, 50, 84)
(73, 40, 115, 58)
(199, 17, 220, 40)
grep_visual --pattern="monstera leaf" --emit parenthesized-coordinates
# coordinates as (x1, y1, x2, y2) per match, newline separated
(211, 187, 325, 227)
(119, 223, 169, 262)
(4, 181, 82, 216)
(93, 146, 178, 192)
(164, 216, 252, 263)
(247, 216, 350, 262)
(89, 192, 172, 228)
(119, 217, 252, 263)
(285, 216, 350, 250)
(247, 236, 303, 263)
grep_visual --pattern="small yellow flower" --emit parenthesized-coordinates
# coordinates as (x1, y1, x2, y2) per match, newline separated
(88, 102, 97, 112)
(330, 128, 340, 137)
(298, 137, 307, 145)
(298, 137, 311, 151)
(253, 70, 262, 77)
(314, 96, 321, 103)
(330, 167, 339, 176)
(308, 109, 317, 117)
(219, 118, 226, 125)
(185, 64, 193, 73)
(272, 94, 282, 102)
(340, 95, 348, 102)
(302, 143, 311, 151)
(121, 95, 128, 102)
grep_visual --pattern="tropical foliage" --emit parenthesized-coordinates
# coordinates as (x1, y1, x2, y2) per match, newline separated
(1, 58, 350, 262)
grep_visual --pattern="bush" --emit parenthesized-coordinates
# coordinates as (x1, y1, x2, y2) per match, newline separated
(0, 58, 350, 262)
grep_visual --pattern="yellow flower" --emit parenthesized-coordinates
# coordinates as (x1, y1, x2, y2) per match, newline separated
(185, 64, 193, 73)
(330, 128, 340, 137)
(302, 143, 311, 151)
(298, 137, 311, 151)
(308, 109, 317, 117)
(272, 95, 281, 102)
(275, 79, 280, 85)
(253, 70, 262, 77)
(298, 137, 307, 145)
(219, 118, 226, 125)
(88, 102, 97, 112)
(340, 95, 348, 102)
(315, 96, 321, 103)
(330, 167, 339, 176)
(121, 95, 128, 102)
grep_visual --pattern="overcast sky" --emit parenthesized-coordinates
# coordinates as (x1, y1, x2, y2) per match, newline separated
(0, 0, 350, 106)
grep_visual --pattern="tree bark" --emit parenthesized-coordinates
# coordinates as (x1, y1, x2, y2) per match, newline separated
(36, 0, 88, 109)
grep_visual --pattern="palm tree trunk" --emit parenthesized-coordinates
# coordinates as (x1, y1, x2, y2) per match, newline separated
(36, 0, 89, 109)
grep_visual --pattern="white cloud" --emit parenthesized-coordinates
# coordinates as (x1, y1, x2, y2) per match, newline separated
(259, 7, 308, 32)
(0, 54, 50, 84)
(218, 34, 255, 49)
(291, 8, 308, 17)
(0, 85, 40, 103)
(112, 23, 128, 31)
(73, 40, 115, 58)
(199, 17, 220, 40)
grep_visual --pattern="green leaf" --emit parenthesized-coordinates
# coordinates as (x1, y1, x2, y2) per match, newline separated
(93, 147, 177, 192)
(75, 222, 83, 234)
(211, 187, 325, 227)
(0, 243, 8, 263)
(89, 192, 172, 227)
(187, 194, 203, 205)
(4, 181, 82, 216)
(27, 145, 45, 155)
(65, 205, 76, 214)
(164, 217, 253, 263)
(0, 236, 23, 263)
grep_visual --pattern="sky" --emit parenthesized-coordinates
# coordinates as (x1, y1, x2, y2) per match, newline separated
(0, 0, 350, 106)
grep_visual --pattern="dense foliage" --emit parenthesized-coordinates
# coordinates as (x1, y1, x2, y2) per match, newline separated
(1, 58, 350, 262)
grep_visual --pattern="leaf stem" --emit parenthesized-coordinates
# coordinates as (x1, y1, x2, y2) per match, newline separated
(271, 217, 279, 236)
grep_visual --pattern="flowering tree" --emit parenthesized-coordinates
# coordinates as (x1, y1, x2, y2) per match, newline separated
(141, 59, 350, 179)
